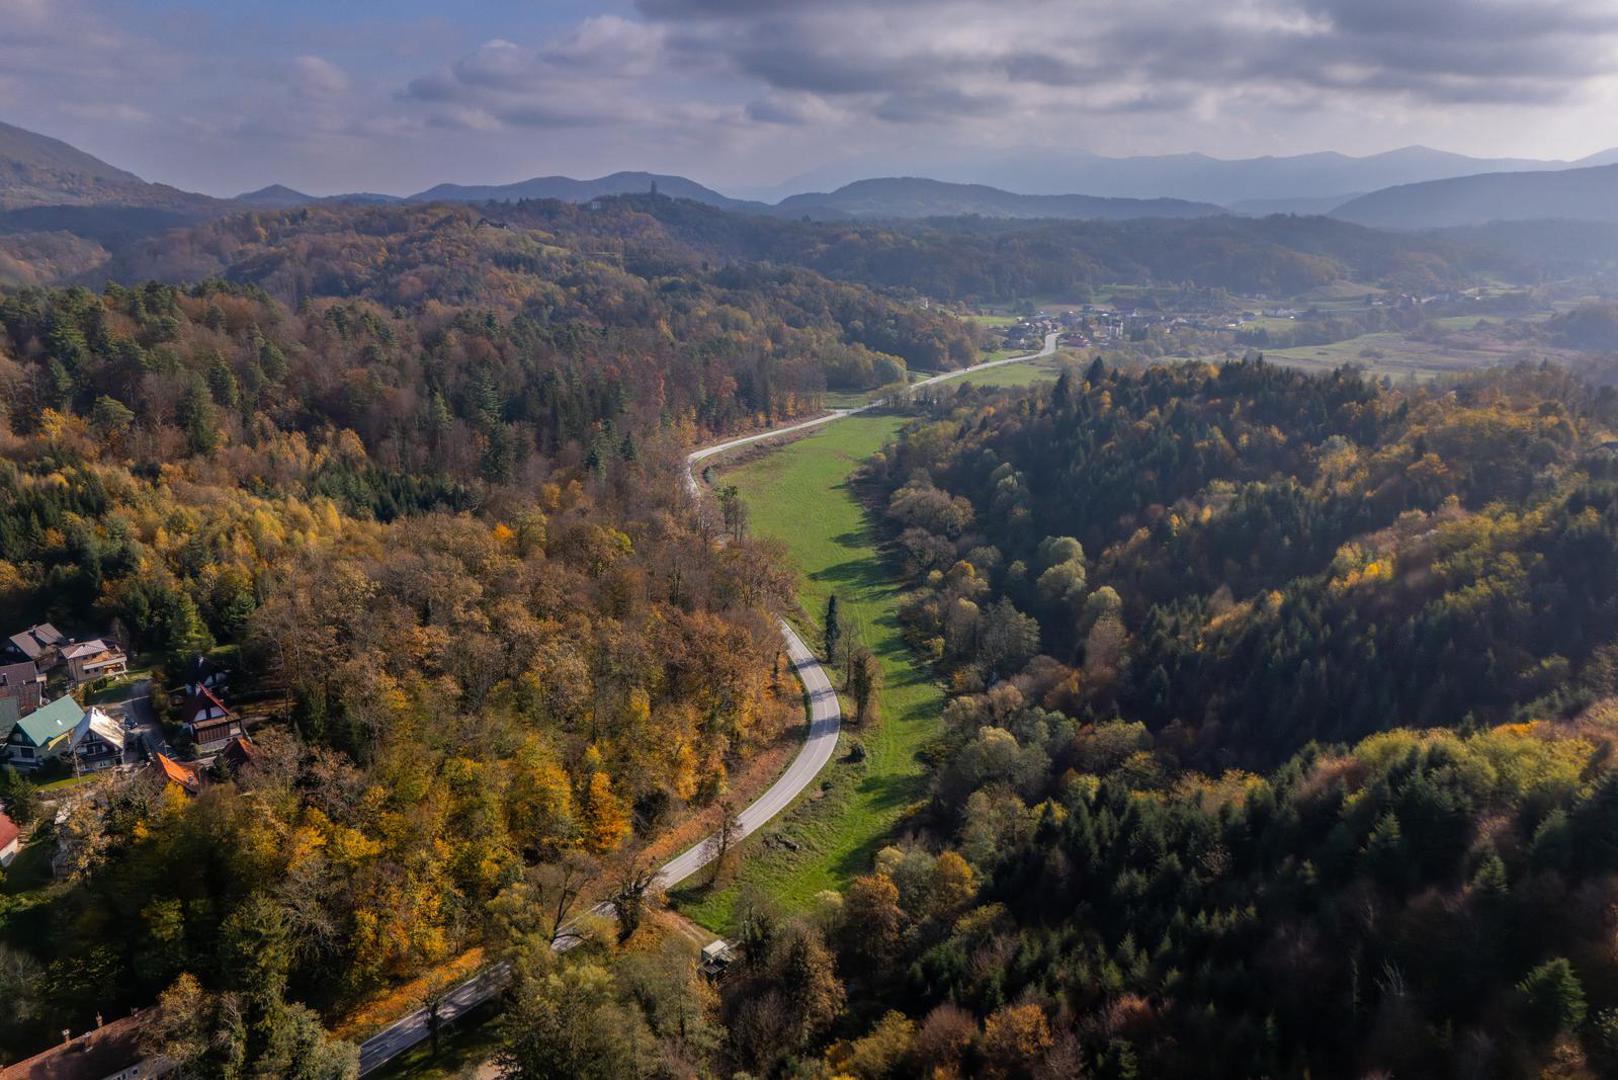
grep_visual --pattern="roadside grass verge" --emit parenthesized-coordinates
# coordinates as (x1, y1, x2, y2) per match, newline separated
(365, 999, 503, 1080)
(673, 413, 945, 930)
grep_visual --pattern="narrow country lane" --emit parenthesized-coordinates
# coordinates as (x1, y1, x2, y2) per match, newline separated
(357, 331, 1060, 1075)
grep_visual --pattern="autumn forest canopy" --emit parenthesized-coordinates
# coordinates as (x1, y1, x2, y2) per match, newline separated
(6, 187, 1618, 1080)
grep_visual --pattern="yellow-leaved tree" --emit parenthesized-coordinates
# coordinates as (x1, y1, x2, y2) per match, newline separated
(582, 769, 631, 855)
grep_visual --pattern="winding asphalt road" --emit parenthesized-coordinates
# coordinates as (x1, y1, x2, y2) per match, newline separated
(685, 332, 1060, 497)
(356, 331, 1060, 1075)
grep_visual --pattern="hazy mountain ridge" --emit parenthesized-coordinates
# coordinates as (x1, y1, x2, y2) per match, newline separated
(769, 177, 1224, 221)
(406, 171, 767, 213)
(236, 184, 402, 208)
(1333, 163, 1618, 228)
(766, 144, 1618, 205)
(8, 118, 1618, 291)
(0, 119, 222, 213)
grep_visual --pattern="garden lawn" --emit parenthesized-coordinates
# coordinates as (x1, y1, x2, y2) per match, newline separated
(674, 413, 945, 929)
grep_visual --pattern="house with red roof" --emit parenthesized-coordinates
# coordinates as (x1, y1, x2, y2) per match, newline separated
(178, 686, 243, 755)
(153, 753, 204, 797)
(0, 809, 19, 868)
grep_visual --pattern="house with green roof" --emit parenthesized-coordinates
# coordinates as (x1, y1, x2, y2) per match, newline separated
(4, 693, 84, 771)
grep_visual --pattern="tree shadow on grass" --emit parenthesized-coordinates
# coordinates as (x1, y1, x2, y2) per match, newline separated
(829, 768, 929, 880)
(812, 556, 891, 594)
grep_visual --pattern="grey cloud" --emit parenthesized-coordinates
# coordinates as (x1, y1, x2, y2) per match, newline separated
(639, 0, 1618, 124)
(636, 0, 910, 16)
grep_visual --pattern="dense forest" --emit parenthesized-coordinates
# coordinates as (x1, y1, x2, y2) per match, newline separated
(0, 249, 975, 494)
(76, 194, 1537, 307)
(477, 198, 1521, 302)
(6, 189, 1618, 1080)
(0, 209, 924, 1072)
(745, 358, 1618, 1077)
(0, 264, 824, 1072)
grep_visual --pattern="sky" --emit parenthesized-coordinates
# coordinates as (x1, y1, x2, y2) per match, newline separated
(3, 0, 1618, 198)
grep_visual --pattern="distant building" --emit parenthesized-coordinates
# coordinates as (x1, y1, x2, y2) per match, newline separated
(178, 654, 228, 696)
(70, 708, 126, 772)
(3, 696, 126, 772)
(699, 939, 735, 978)
(154, 753, 204, 797)
(219, 733, 258, 773)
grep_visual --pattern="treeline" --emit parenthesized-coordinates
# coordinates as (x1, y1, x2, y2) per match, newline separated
(0, 275, 971, 494)
(484, 195, 1523, 302)
(90, 194, 1529, 308)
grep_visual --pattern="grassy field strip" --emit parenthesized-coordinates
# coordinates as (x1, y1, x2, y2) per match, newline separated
(947, 355, 1065, 388)
(675, 413, 945, 928)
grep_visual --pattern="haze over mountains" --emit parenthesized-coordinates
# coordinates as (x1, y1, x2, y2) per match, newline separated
(760, 144, 1618, 211)
(1333, 163, 1618, 230)
(0, 120, 218, 213)
(5, 118, 1618, 258)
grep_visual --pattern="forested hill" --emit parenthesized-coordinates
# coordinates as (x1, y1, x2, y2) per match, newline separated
(487, 195, 1521, 300)
(0, 262, 975, 493)
(1335, 162, 1618, 229)
(0, 120, 223, 216)
(769, 177, 1224, 221)
(17, 190, 1535, 303)
(880, 360, 1615, 766)
(788, 358, 1618, 1077)
(0, 249, 831, 1067)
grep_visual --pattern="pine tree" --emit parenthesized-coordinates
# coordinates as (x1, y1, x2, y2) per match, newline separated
(824, 595, 841, 661)
(1519, 957, 1587, 1041)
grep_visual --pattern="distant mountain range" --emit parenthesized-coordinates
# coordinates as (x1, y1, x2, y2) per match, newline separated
(247, 171, 1221, 222)
(760, 144, 1618, 208)
(404, 172, 765, 214)
(235, 184, 400, 209)
(5, 117, 1618, 253)
(224, 171, 1210, 222)
(769, 178, 1221, 221)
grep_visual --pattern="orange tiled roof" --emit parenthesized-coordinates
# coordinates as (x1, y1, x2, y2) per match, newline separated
(155, 753, 202, 794)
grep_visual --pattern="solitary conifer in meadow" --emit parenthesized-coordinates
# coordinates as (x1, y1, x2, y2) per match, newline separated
(825, 595, 841, 661)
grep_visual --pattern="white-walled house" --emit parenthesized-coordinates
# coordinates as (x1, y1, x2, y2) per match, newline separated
(61, 639, 130, 687)
(71, 707, 127, 771)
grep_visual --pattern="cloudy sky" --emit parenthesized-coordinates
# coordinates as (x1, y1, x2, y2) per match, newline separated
(4, 0, 1617, 197)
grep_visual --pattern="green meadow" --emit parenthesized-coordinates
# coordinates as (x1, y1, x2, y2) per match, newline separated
(675, 413, 946, 928)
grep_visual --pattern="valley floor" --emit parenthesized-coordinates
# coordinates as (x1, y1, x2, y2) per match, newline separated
(675, 413, 945, 929)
